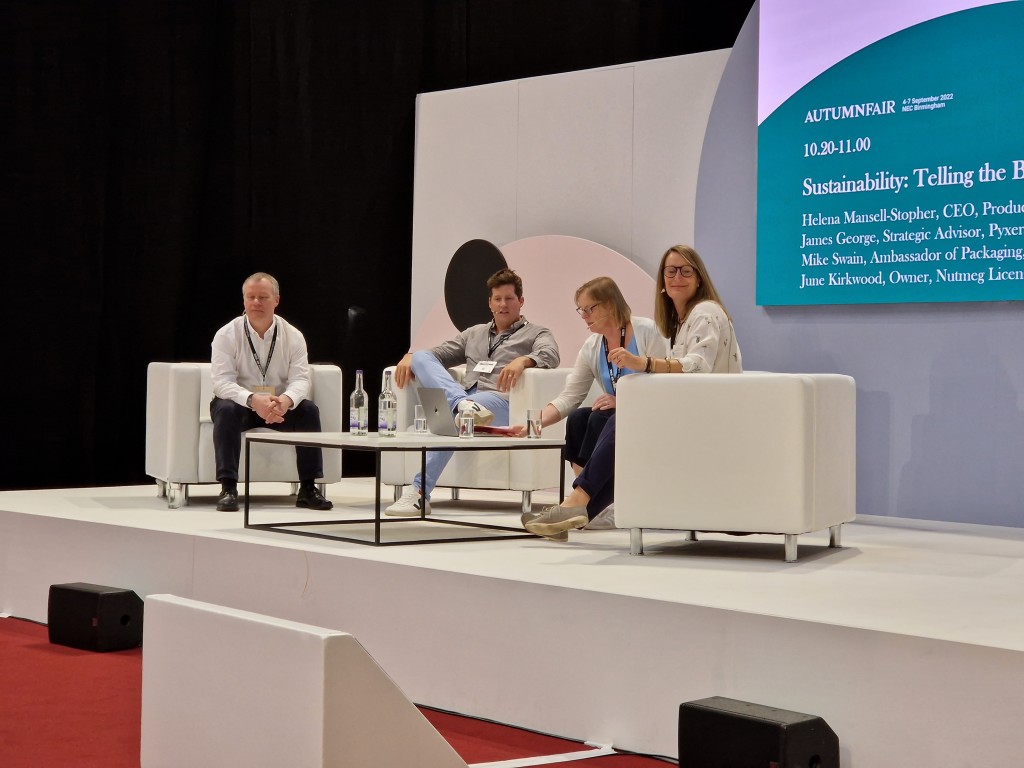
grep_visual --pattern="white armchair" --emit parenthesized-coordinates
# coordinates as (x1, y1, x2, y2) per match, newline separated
(381, 366, 589, 513)
(615, 372, 856, 562)
(145, 362, 344, 508)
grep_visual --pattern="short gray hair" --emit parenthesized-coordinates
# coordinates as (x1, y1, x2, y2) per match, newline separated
(242, 272, 280, 296)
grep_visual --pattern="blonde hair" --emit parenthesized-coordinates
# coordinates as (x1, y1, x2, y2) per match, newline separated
(574, 276, 632, 327)
(654, 245, 729, 337)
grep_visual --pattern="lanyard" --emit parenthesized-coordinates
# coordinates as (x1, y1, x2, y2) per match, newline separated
(602, 326, 627, 393)
(488, 319, 526, 358)
(242, 318, 279, 382)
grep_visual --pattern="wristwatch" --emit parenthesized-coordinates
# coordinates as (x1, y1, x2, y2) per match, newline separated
(246, 394, 254, 409)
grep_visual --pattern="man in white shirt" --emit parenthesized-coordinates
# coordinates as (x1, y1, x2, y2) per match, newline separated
(210, 272, 333, 512)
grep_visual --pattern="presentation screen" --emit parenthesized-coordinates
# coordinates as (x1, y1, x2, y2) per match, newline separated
(756, 0, 1024, 306)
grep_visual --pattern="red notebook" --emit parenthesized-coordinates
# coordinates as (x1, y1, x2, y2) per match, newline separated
(473, 425, 518, 436)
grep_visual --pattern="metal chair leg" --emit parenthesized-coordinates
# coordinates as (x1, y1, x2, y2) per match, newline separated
(167, 483, 188, 509)
(630, 528, 644, 555)
(784, 534, 798, 562)
(394, 485, 403, 502)
(451, 488, 460, 501)
(521, 491, 532, 514)
(829, 524, 842, 548)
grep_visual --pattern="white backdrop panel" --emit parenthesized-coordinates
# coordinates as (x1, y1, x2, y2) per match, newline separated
(632, 51, 730, 275)
(411, 82, 519, 332)
(515, 66, 635, 256)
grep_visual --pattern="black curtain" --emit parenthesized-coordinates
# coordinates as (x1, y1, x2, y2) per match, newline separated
(2, 0, 753, 489)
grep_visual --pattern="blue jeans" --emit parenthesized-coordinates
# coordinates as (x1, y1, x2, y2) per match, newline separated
(410, 350, 510, 496)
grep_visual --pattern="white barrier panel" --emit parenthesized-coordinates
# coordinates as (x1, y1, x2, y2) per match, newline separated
(140, 594, 467, 768)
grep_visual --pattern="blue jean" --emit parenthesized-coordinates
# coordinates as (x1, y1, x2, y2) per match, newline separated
(410, 350, 510, 496)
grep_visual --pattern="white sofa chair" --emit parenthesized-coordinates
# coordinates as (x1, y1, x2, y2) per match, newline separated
(145, 362, 344, 508)
(381, 366, 592, 513)
(615, 372, 856, 562)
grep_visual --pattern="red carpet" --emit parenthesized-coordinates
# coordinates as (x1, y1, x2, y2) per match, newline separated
(0, 618, 672, 766)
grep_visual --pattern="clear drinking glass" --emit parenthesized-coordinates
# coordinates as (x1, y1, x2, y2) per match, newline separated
(526, 409, 542, 439)
(458, 413, 475, 439)
(413, 404, 428, 433)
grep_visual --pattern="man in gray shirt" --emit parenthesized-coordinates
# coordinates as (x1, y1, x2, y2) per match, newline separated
(387, 268, 560, 515)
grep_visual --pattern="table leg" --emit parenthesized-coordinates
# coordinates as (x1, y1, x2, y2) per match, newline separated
(374, 450, 381, 545)
(243, 439, 251, 527)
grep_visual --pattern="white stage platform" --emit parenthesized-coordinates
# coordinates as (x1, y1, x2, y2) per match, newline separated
(3, 479, 1024, 766)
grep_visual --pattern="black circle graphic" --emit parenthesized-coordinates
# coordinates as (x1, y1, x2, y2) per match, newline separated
(443, 239, 509, 331)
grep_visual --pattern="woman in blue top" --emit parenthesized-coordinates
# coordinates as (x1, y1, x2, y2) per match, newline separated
(512, 275, 666, 475)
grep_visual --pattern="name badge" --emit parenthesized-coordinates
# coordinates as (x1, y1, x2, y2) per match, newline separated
(253, 385, 277, 396)
(474, 360, 497, 373)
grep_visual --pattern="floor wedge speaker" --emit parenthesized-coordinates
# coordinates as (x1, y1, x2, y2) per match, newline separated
(679, 696, 839, 768)
(48, 582, 144, 652)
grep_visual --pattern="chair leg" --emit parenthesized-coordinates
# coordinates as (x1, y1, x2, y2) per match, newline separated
(167, 483, 188, 510)
(289, 482, 299, 496)
(393, 485, 403, 502)
(317, 482, 326, 496)
(521, 491, 532, 515)
(784, 534, 798, 562)
(685, 530, 698, 542)
(829, 524, 842, 548)
(629, 528, 644, 555)
(155, 480, 166, 498)
(450, 488, 460, 501)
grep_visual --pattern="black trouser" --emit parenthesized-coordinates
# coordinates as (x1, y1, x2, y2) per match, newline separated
(573, 412, 616, 520)
(210, 397, 325, 483)
(565, 406, 615, 468)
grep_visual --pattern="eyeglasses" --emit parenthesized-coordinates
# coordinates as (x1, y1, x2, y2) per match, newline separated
(663, 265, 696, 278)
(575, 302, 602, 317)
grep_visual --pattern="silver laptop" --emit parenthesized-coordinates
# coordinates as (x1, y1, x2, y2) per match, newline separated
(416, 387, 514, 437)
(417, 387, 460, 437)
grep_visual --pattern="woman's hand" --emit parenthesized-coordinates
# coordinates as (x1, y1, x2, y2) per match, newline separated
(507, 424, 528, 437)
(592, 394, 617, 411)
(606, 347, 644, 371)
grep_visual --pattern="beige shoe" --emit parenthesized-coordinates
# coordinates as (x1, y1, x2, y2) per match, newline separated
(522, 504, 588, 537)
(520, 509, 570, 541)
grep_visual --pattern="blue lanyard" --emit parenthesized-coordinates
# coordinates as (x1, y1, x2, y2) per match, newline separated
(602, 326, 627, 393)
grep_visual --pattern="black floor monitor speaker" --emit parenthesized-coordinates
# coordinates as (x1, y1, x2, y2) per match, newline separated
(679, 696, 839, 768)
(47, 582, 144, 652)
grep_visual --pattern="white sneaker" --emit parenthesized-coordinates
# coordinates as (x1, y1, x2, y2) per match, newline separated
(585, 504, 616, 530)
(385, 487, 431, 516)
(457, 400, 494, 426)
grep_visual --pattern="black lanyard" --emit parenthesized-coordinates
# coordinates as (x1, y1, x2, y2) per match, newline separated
(602, 326, 627, 393)
(243, 318, 279, 382)
(488, 319, 526, 358)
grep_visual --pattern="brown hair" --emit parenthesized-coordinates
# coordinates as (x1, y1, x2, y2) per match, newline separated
(654, 245, 729, 337)
(486, 268, 523, 298)
(574, 276, 632, 327)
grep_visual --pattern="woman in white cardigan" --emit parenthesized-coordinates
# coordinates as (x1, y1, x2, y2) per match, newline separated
(523, 245, 742, 539)
(511, 276, 666, 475)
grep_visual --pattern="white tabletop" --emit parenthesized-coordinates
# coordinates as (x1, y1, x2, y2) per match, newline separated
(243, 431, 564, 450)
